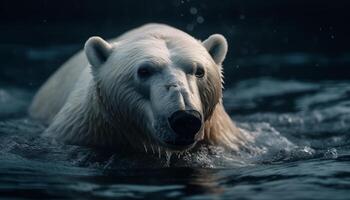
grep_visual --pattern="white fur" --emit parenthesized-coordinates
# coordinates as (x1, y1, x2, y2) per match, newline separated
(29, 23, 252, 152)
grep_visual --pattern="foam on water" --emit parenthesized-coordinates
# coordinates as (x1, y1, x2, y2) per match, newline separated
(0, 117, 320, 169)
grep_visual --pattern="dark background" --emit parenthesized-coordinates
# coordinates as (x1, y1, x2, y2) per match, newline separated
(0, 0, 349, 88)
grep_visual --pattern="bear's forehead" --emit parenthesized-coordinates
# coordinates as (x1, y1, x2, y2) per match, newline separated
(116, 36, 211, 66)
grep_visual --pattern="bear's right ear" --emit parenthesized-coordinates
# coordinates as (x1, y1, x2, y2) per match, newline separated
(84, 36, 112, 68)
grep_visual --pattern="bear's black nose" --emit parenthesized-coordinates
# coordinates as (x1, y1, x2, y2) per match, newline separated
(168, 110, 202, 144)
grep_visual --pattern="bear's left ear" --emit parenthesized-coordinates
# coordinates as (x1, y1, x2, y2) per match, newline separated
(202, 34, 228, 65)
(84, 36, 112, 68)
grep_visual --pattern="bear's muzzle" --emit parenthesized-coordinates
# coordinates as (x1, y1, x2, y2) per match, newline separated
(167, 110, 202, 146)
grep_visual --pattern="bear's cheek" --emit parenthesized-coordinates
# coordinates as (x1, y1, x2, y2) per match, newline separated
(134, 80, 151, 99)
(198, 77, 221, 120)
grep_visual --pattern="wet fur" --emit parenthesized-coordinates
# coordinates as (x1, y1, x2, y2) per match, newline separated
(29, 23, 250, 153)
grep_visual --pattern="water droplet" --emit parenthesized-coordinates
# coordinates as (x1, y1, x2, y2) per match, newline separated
(196, 16, 204, 24)
(190, 7, 198, 15)
(239, 14, 246, 20)
(331, 35, 335, 39)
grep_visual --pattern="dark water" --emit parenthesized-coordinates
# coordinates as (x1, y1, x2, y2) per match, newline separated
(1, 47, 349, 199)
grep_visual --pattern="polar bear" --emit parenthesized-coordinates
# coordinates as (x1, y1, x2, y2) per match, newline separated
(29, 24, 249, 153)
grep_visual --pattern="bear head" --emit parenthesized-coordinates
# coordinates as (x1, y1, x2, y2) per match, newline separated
(84, 30, 228, 151)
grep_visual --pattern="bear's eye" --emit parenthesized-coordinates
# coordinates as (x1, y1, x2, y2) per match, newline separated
(195, 66, 205, 78)
(137, 64, 153, 78)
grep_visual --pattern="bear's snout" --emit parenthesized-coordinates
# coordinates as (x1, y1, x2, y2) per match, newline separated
(167, 110, 202, 146)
